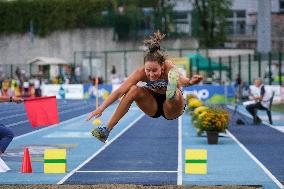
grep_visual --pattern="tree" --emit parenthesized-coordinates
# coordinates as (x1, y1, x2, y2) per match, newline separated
(192, 0, 232, 48)
(153, 0, 175, 36)
(112, 0, 175, 40)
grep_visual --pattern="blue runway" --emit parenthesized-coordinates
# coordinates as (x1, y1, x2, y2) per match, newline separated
(63, 116, 178, 185)
(0, 102, 142, 184)
(227, 106, 284, 187)
(0, 99, 283, 188)
(182, 113, 281, 189)
(6, 100, 97, 136)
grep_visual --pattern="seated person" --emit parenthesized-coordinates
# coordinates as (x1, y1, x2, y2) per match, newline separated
(243, 78, 271, 125)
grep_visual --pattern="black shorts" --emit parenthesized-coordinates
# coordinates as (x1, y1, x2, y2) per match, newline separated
(148, 90, 186, 120)
(150, 92, 167, 119)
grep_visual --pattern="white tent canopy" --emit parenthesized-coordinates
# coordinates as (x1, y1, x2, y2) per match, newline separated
(28, 57, 68, 65)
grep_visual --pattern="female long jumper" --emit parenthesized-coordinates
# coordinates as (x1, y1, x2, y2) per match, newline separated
(86, 31, 203, 143)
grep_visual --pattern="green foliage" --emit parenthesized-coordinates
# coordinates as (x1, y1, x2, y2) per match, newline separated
(192, 0, 232, 48)
(0, 0, 112, 36)
(0, 0, 175, 40)
(112, 0, 175, 40)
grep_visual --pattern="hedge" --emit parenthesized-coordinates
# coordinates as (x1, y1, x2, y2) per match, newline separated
(0, 0, 174, 39)
(0, 0, 112, 36)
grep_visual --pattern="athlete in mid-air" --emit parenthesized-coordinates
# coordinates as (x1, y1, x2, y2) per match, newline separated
(86, 31, 203, 143)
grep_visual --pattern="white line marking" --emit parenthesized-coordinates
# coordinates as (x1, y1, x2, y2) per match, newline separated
(13, 102, 118, 139)
(177, 116, 182, 185)
(76, 170, 177, 173)
(58, 103, 95, 114)
(1, 100, 88, 121)
(6, 102, 94, 128)
(57, 113, 145, 185)
(226, 130, 284, 189)
(13, 113, 89, 140)
(0, 113, 26, 121)
(6, 120, 29, 127)
(273, 126, 284, 133)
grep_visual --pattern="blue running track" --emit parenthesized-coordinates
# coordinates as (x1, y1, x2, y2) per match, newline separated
(63, 116, 178, 185)
(0, 100, 283, 188)
(227, 106, 284, 187)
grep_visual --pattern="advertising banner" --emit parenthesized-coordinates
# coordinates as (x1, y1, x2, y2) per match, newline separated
(183, 84, 235, 103)
(172, 57, 190, 77)
(83, 84, 112, 100)
(281, 87, 284, 103)
(42, 84, 83, 99)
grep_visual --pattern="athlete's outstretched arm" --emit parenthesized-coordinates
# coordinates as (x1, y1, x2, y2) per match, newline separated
(86, 68, 146, 121)
(165, 59, 203, 87)
(179, 74, 203, 87)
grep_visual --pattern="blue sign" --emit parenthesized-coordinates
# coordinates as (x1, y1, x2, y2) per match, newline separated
(183, 84, 235, 103)
(83, 84, 112, 100)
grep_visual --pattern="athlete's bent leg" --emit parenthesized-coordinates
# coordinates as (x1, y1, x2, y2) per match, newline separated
(163, 89, 185, 120)
(92, 86, 158, 142)
(106, 86, 157, 131)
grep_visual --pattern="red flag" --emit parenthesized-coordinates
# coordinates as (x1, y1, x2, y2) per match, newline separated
(24, 96, 59, 127)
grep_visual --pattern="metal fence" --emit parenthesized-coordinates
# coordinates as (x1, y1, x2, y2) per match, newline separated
(74, 49, 283, 86)
(1, 49, 282, 86)
(0, 64, 31, 80)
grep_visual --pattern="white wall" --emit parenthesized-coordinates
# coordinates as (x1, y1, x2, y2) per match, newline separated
(0, 28, 198, 66)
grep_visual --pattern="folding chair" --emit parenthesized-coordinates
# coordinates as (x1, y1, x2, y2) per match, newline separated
(262, 91, 275, 125)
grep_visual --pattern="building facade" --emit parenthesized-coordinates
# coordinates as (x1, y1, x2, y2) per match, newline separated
(171, 0, 284, 51)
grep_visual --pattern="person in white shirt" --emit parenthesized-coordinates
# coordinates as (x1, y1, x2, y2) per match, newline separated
(245, 78, 271, 125)
(34, 77, 41, 97)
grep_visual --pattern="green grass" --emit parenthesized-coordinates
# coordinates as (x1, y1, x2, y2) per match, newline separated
(271, 103, 284, 114)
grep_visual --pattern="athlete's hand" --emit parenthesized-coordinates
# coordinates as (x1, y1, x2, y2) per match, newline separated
(189, 75, 203, 85)
(86, 107, 103, 121)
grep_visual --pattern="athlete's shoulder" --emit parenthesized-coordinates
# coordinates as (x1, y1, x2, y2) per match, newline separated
(126, 66, 147, 82)
(164, 59, 176, 69)
(163, 59, 176, 75)
(165, 59, 175, 65)
(136, 66, 145, 74)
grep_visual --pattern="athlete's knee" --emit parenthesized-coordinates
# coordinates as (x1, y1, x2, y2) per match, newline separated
(163, 102, 185, 119)
(163, 113, 180, 120)
(125, 86, 141, 100)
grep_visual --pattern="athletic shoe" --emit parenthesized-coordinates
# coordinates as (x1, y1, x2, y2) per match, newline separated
(91, 126, 110, 143)
(166, 68, 179, 99)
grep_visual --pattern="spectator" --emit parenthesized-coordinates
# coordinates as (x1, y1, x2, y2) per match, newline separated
(110, 65, 121, 84)
(234, 74, 249, 101)
(15, 67, 21, 80)
(1, 79, 11, 97)
(244, 78, 271, 125)
(34, 77, 41, 97)
(23, 79, 30, 97)
(75, 66, 81, 83)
